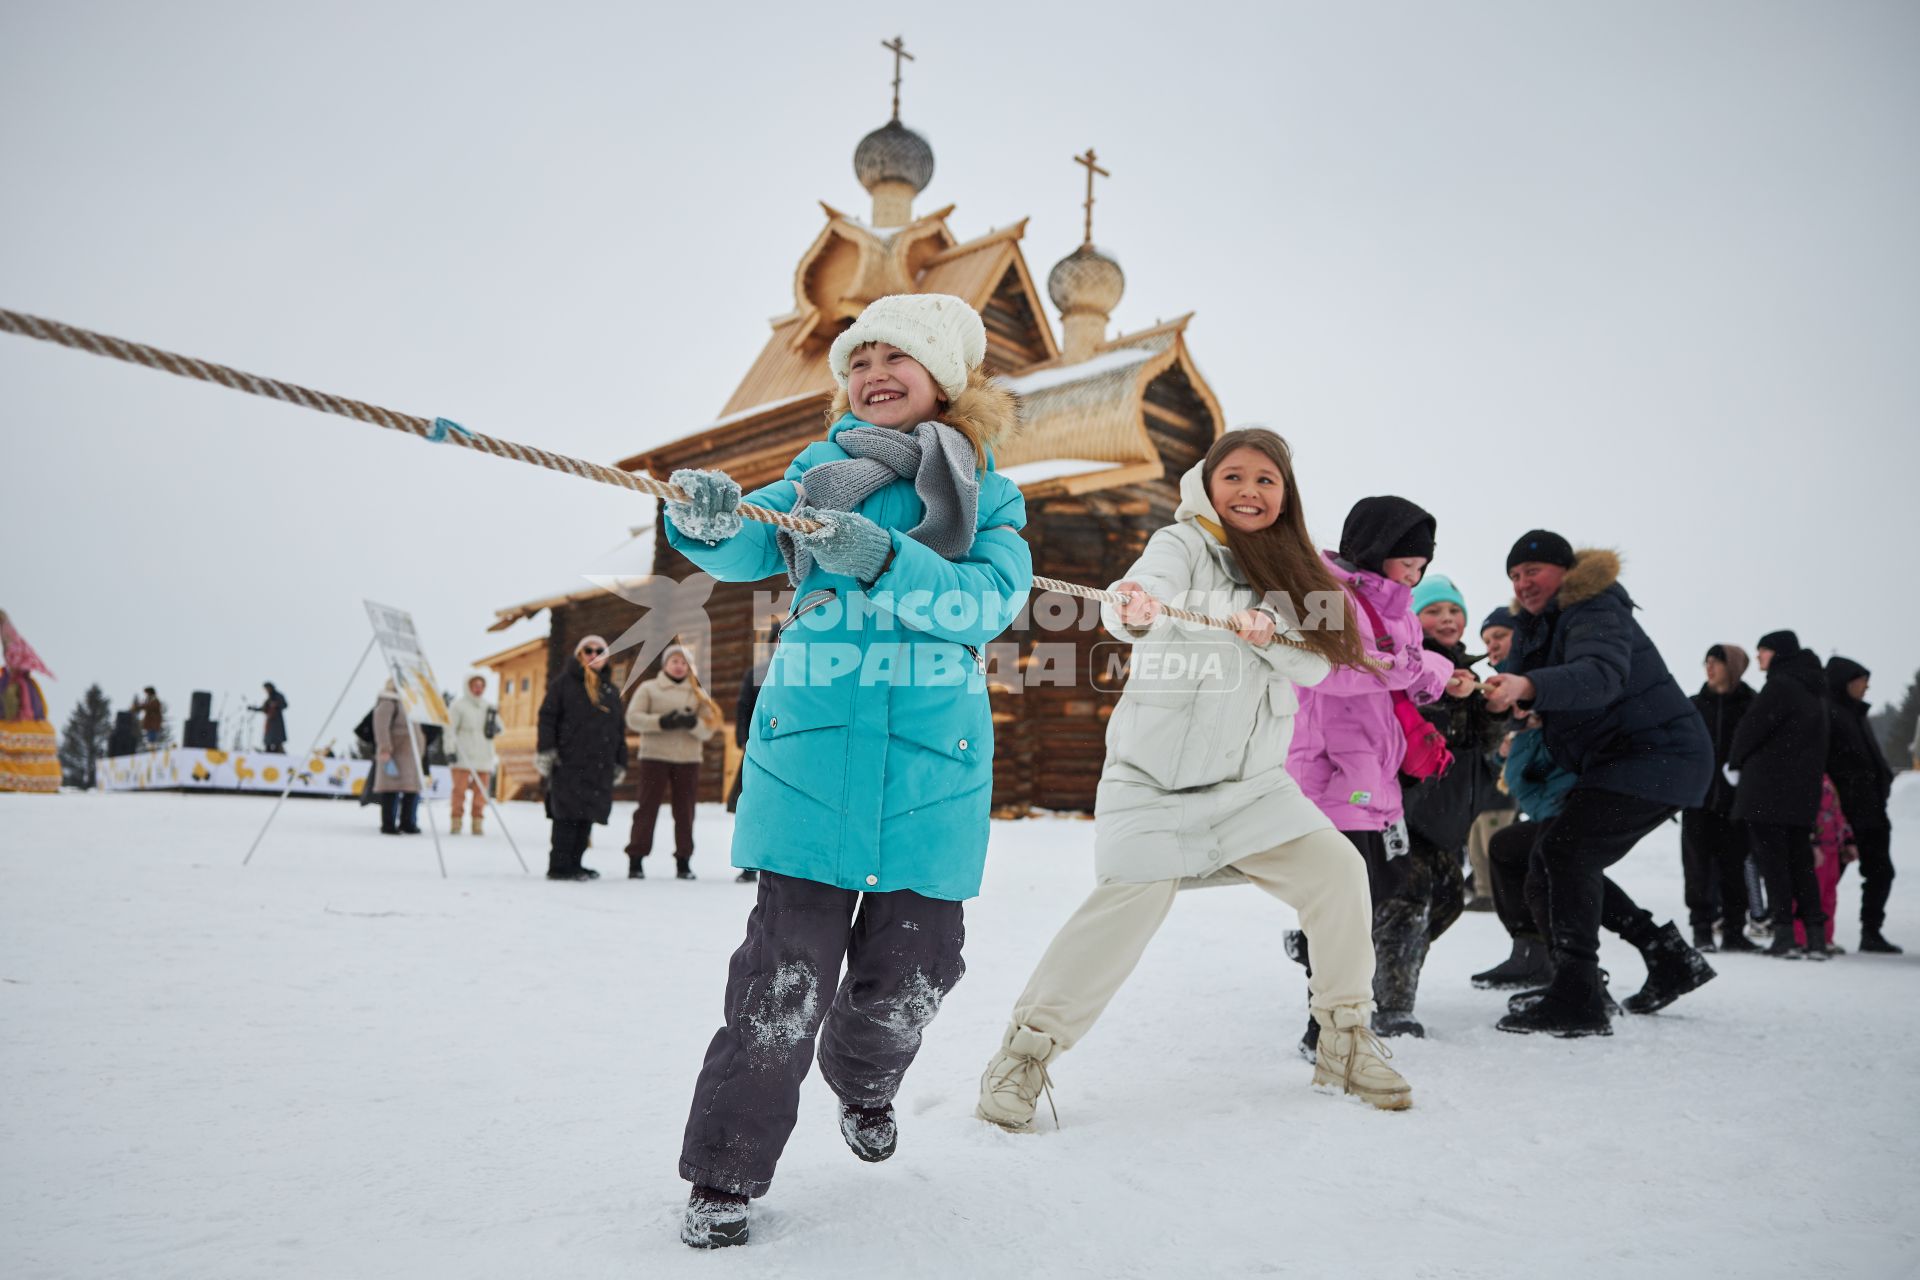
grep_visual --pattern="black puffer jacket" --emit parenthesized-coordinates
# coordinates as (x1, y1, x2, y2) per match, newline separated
(1690, 682, 1756, 815)
(1502, 549, 1712, 808)
(537, 658, 629, 823)
(1826, 657, 1893, 830)
(1729, 648, 1829, 827)
(1404, 636, 1505, 851)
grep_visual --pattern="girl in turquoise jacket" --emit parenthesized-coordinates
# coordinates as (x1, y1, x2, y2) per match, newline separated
(667, 294, 1032, 1249)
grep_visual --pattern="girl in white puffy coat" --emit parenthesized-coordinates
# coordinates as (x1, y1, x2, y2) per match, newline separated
(976, 429, 1414, 1126)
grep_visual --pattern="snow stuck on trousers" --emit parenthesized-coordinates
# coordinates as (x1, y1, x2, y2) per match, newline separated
(746, 962, 821, 1061)
(3, 785, 1919, 1278)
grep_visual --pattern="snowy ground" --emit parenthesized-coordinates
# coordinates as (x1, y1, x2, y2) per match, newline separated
(4, 784, 1919, 1280)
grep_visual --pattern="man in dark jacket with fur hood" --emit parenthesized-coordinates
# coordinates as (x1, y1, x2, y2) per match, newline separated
(1486, 530, 1716, 1036)
(1730, 631, 1831, 957)
(1824, 655, 1900, 952)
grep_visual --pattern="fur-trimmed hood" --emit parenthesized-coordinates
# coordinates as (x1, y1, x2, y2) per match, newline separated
(828, 367, 1021, 464)
(1511, 547, 1626, 613)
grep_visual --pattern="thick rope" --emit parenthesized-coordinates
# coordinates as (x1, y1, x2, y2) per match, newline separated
(0, 307, 1308, 648)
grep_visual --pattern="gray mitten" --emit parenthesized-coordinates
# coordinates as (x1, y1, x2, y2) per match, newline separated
(793, 507, 894, 584)
(613, 767, 627, 787)
(534, 749, 556, 778)
(667, 469, 743, 544)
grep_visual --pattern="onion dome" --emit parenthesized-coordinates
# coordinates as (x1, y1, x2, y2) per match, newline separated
(853, 119, 935, 196)
(1048, 243, 1125, 318)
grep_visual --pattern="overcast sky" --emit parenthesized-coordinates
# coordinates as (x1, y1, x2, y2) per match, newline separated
(4, 1, 1916, 749)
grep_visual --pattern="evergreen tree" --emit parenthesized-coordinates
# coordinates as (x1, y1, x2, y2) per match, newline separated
(58, 684, 114, 790)
(1872, 667, 1920, 769)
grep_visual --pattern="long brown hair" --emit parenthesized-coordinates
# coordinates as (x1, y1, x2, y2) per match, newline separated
(1201, 429, 1370, 672)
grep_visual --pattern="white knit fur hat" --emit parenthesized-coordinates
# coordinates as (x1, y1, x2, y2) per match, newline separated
(828, 293, 987, 402)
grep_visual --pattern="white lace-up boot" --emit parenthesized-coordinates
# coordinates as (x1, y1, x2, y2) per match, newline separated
(1312, 1006, 1412, 1111)
(976, 1024, 1060, 1131)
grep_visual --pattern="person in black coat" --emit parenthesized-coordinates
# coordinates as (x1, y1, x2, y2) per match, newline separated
(1729, 630, 1832, 957)
(1384, 601, 1505, 1036)
(1485, 532, 1716, 1035)
(1826, 656, 1900, 952)
(1682, 644, 1760, 952)
(536, 635, 629, 881)
(251, 682, 289, 754)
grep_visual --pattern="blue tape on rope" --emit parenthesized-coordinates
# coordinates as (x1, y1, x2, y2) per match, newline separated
(427, 416, 474, 443)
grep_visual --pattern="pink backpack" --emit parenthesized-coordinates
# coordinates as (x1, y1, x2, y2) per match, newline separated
(1353, 593, 1454, 782)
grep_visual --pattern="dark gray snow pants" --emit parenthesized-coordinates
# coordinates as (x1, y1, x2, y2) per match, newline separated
(678, 871, 966, 1197)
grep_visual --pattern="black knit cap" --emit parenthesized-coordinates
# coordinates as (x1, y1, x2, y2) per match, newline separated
(1506, 530, 1575, 572)
(1339, 496, 1437, 576)
(1480, 606, 1517, 634)
(1756, 630, 1801, 657)
(1826, 656, 1869, 698)
(1705, 644, 1729, 664)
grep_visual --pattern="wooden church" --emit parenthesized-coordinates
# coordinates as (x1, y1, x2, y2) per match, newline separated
(484, 44, 1226, 813)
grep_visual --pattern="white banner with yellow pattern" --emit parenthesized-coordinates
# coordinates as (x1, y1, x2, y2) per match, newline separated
(101, 746, 450, 797)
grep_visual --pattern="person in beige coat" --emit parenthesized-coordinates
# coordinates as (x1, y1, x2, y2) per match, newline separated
(624, 644, 720, 879)
(371, 680, 423, 836)
(446, 674, 498, 835)
(977, 431, 1414, 1127)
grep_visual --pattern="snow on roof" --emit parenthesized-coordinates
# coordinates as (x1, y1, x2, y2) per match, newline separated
(693, 389, 829, 433)
(997, 458, 1125, 487)
(1001, 347, 1158, 397)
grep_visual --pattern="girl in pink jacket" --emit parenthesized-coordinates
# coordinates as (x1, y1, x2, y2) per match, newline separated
(1797, 776, 1857, 952)
(1285, 496, 1471, 1042)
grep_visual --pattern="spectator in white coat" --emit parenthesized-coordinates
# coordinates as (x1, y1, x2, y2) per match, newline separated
(446, 674, 498, 835)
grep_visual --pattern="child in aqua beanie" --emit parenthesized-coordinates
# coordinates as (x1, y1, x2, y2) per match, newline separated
(662, 293, 1033, 1249)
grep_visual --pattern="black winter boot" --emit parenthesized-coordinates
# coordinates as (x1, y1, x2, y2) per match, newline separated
(838, 1101, 898, 1163)
(735, 869, 759, 884)
(1623, 922, 1718, 1015)
(1297, 1015, 1319, 1063)
(1859, 930, 1903, 954)
(1287, 930, 1318, 1061)
(676, 862, 696, 881)
(628, 857, 645, 880)
(1509, 969, 1619, 1017)
(1472, 937, 1556, 990)
(1691, 924, 1717, 953)
(681, 1187, 749, 1249)
(1371, 902, 1432, 1041)
(1718, 924, 1759, 953)
(1802, 934, 1832, 961)
(1497, 960, 1613, 1037)
(1373, 1010, 1425, 1038)
(1767, 930, 1804, 959)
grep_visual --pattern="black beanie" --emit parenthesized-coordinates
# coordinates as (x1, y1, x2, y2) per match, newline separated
(1506, 530, 1575, 573)
(1385, 523, 1435, 564)
(1756, 630, 1801, 657)
(1826, 656, 1869, 698)
(1338, 497, 1437, 576)
(1705, 644, 1728, 664)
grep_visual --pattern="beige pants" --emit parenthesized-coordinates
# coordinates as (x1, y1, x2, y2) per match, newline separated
(1010, 826, 1376, 1051)
(1466, 808, 1517, 902)
(450, 768, 490, 821)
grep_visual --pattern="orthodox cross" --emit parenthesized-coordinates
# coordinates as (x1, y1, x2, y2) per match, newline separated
(1075, 147, 1110, 246)
(882, 36, 914, 121)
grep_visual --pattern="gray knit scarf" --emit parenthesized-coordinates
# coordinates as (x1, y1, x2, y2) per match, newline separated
(777, 419, 979, 586)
